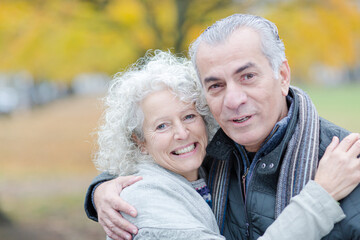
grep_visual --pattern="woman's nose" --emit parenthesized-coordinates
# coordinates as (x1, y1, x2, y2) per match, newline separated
(174, 122, 189, 140)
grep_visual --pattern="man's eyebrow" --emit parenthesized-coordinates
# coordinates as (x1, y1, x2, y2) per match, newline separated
(203, 62, 256, 84)
(235, 62, 255, 74)
(203, 76, 220, 85)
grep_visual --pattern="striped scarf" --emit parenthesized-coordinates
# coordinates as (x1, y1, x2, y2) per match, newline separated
(275, 87, 320, 217)
(208, 157, 231, 233)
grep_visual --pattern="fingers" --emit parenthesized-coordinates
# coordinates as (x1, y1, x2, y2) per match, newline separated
(109, 212, 138, 238)
(113, 176, 142, 217)
(111, 196, 138, 218)
(94, 176, 141, 239)
(347, 137, 360, 158)
(94, 178, 120, 210)
(103, 225, 133, 240)
(317, 133, 360, 201)
(99, 205, 138, 240)
(118, 175, 143, 189)
(103, 221, 132, 240)
(101, 211, 137, 240)
(323, 136, 339, 156)
(104, 226, 130, 240)
(335, 133, 360, 153)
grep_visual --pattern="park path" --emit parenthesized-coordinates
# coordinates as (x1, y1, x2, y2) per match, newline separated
(0, 94, 106, 240)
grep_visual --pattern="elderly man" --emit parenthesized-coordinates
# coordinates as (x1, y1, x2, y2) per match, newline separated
(187, 14, 360, 239)
(85, 14, 360, 240)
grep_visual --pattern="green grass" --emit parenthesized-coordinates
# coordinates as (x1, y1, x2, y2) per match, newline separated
(300, 83, 360, 133)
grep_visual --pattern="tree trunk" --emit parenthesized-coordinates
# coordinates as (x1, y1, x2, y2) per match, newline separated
(0, 209, 11, 226)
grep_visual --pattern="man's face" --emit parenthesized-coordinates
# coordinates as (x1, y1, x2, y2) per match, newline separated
(196, 28, 290, 152)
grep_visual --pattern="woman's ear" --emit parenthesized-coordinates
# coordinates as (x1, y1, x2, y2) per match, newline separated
(131, 133, 148, 154)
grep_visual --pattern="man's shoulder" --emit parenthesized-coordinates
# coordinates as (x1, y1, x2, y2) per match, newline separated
(318, 117, 350, 157)
(319, 117, 350, 139)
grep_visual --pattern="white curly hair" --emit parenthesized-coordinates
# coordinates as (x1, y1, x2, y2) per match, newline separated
(93, 50, 218, 176)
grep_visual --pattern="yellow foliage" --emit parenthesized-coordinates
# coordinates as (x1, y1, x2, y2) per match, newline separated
(1, 0, 357, 83)
(150, 0, 176, 32)
(149, 0, 177, 47)
(106, 0, 145, 26)
(0, 0, 242, 81)
(265, 0, 360, 81)
(0, 0, 142, 82)
(132, 25, 156, 50)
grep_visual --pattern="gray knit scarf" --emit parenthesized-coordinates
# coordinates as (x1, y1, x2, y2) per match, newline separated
(275, 86, 320, 218)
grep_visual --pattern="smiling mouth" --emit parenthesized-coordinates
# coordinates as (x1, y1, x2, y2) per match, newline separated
(233, 116, 251, 123)
(172, 143, 196, 155)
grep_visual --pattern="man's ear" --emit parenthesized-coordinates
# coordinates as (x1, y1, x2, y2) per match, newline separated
(279, 60, 291, 96)
(131, 133, 148, 154)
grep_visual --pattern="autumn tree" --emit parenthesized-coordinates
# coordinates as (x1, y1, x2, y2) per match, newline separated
(0, 0, 244, 81)
(0, 208, 11, 225)
(0, 0, 359, 83)
(264, 0, 360, 82)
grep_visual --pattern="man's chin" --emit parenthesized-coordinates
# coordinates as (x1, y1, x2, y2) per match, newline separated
(229, 133, 263, 152)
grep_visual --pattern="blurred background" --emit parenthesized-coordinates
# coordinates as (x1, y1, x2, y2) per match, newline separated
(0, 0, 359, 239)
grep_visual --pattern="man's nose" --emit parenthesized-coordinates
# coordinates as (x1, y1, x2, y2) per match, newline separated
(174, 122, 189, 140)
(223, 83, 247, 110)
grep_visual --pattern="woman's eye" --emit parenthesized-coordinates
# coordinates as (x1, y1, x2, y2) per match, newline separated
(156, 123, 166, 130)
(184, 114, 195, 120)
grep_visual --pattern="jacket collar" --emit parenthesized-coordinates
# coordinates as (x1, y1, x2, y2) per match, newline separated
(206, 127, 235, 160)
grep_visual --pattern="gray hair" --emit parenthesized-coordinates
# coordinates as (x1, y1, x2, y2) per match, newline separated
(93, 50, 218, 176)
(189, 14, 286, 79)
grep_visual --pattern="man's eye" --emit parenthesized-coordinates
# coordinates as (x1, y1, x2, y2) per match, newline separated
(243, 73, 255, 80)
(208, 82, 224, 92)
(209, 83, 220, 89)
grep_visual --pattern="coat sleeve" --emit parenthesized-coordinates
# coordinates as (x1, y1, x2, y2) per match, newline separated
(84, 171, 116, 222)
(259, 180, 345, 240)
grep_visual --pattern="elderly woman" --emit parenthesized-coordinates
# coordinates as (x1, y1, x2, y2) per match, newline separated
(92, 50, 359, 240)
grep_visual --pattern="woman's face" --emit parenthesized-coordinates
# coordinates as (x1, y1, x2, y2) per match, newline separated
(140, 89, 208, 181)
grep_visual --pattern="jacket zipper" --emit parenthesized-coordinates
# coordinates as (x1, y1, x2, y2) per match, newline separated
(242, 167, 251, 238)
(242, 167, 249, 198)
(234, 150, 251, 239)
(245, 161, 261, 239)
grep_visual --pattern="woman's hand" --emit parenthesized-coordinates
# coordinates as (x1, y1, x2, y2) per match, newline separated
(315, 133, 360, 201)
(94, 175, 142, 240)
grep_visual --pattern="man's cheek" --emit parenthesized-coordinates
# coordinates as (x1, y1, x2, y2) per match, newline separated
(207, 102, 219, 116)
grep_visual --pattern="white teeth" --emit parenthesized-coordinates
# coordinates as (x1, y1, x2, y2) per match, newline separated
(174, 144, 195, 155)
(234, 116, 250, 123)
